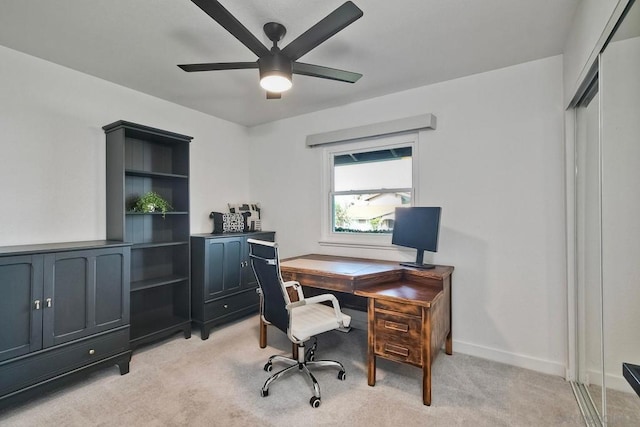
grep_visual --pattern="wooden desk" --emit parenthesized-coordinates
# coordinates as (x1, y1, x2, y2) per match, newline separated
(262, 254, 453, 406)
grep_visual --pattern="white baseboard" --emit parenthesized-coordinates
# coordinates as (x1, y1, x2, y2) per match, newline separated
(341, 311, 567, 378)
(453, 339, 566, 377)
(606, 373, 634, 393)
(587, 369, 637, 394)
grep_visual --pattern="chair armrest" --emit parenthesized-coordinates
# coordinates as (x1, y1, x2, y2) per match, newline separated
(303, 294, 347, 326)
(283, 280, 304, 301)
(286, 300, 306, 309)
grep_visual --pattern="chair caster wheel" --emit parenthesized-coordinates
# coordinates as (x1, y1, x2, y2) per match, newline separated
(264, 363, 272, 372)
(337, 370, 346, 381)
(261, 389, 269, 397)
(310, 396, 321, 408)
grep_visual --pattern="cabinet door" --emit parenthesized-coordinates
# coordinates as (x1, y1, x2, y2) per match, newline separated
(43, 248, 128, 347)
(205, 238, 243, 301)
(0, 256, 43, 362)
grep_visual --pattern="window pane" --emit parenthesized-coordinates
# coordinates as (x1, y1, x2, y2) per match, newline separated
(333, 192, 411, 233)
(334, 148, 412, 192)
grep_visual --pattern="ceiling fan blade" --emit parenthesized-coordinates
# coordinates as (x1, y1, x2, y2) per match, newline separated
(293, 62, 362, 83)
(281, 1, 363, 61)
(266, 92, 282, 99)
(190, 0, 270, 58)
(178, 62, 258, 72)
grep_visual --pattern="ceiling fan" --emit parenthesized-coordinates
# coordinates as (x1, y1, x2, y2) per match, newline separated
(178, 0, 363, 99)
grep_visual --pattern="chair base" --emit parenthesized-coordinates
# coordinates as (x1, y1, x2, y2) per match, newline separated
(261, 341, 346, 408)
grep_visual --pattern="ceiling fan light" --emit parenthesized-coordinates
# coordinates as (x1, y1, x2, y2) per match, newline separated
(260, 74, 292, 93)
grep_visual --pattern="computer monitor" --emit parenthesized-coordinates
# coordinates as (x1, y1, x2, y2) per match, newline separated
(391, 207, 441, 269)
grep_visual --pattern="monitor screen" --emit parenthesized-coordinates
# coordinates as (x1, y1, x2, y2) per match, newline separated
(392, 207, 441, 268)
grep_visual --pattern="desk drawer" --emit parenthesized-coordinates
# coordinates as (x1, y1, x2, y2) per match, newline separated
(375, 299, 422, 316)
(374, 311, 422, 365)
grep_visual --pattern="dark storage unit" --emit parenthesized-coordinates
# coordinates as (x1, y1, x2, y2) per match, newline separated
(0, 241, 131, 407)
(623, 363, 640, 398)
(191, 232, 275, 339)
(104, 120, 192, 349)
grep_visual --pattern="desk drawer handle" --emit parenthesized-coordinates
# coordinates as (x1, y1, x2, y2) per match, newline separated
(384, 320, 409, 333)
(384, 343, 409, 357)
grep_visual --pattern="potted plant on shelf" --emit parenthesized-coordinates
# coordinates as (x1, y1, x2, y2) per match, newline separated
(133, 191, 172, 218)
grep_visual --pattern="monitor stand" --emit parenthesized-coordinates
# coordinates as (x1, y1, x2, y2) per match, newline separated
(399, 262, 436, 270)
(400, 249, 436, 269)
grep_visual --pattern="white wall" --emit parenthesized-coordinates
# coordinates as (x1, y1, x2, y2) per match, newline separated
(0, 45, 250, 246)
(247, 56, 567, 375)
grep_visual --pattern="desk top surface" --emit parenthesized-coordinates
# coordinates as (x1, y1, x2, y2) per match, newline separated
(281, 254, 453, 280)
(281, 254, 453, 305)
(354, 282, 443, 307)
(281, 257, 396, 277)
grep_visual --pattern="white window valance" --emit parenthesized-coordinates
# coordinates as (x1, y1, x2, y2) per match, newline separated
(306, 113, 437, 147)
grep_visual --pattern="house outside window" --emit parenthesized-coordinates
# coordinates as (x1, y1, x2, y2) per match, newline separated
(321, 132, 418, 247)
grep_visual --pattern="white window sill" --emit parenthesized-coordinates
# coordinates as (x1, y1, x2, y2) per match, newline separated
(318, 239, 397, 251)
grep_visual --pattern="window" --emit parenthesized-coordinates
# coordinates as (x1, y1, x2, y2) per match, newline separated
(321, 132, 418, 246)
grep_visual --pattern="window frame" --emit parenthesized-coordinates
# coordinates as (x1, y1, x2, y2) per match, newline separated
(320, 131, 420, 248)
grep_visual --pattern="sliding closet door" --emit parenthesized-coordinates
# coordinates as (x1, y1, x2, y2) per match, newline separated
(575, 89, 604, 421)
(600, 0, 640, 422)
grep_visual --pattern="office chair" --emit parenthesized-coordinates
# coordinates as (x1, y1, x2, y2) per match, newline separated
(248, 238, 351, 408)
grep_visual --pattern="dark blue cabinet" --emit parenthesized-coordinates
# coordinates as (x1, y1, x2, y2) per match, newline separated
(0, 241, 131, 407)
(191, 232, 275, 339)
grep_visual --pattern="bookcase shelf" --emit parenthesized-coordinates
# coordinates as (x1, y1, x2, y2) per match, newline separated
(131, 274, 189, 292)
(104, 120, 192, 349)
(125, 169, 188, 180)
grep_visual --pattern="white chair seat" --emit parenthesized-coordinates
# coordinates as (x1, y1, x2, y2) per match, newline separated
(290, 304, 351, 342)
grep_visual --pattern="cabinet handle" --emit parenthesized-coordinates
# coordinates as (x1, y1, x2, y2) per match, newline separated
(88, 349, 95, 355)
(34, 300, 41, 310)
(46, 298, 52, 308)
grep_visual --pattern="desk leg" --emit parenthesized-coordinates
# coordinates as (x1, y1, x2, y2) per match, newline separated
(422, 307, 432, 406)
(259, 317, 267, 348)
(367, 298, 376, 386)
(368, 355, 376, 386)
(422, 363, 432, 406)
(446, 276, 453, 356)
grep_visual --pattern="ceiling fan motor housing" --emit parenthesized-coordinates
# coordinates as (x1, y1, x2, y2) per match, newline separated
(258, 51, 292, 80)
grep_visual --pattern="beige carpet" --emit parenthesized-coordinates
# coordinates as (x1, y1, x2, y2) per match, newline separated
(0, 315, 585, 426)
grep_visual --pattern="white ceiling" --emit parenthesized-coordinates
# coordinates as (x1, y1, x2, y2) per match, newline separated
(0, 0, 579, 127)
